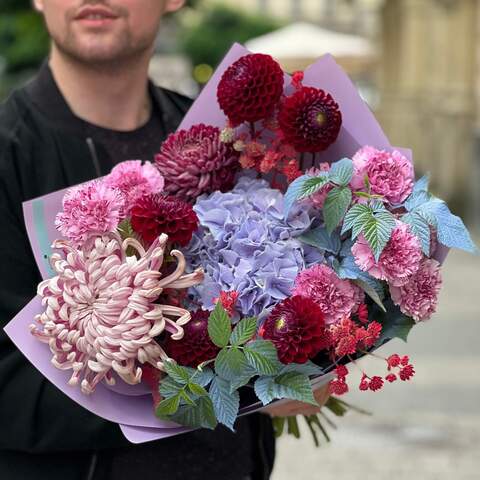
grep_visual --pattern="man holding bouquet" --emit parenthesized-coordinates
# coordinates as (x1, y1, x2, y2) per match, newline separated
(0, 1, 329, 479)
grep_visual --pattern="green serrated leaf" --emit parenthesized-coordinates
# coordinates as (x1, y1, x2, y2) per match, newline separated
(188, 382, 208, 397)
(279, 360, 323, 377)
(192, 367, 215, 387)
(379, 311, 416, 343)
(214, 347, 248, 381)
(329, 158, 354, 186)
(342, 203, 371, 235)
(362, 210, 396, 261)
(254, 376, 276, 405)
(159, 376, 183, 398)
(353, 279, 386, 313)
(163, 360, 191, 385)
(244, 339, 282, 376)
(230, 317, 257, 346)
(155, 394, 180, 417)
(167, 396, 218, 430)
(297, 174, 330, 200)
(229, 365, 257, 393)
(209, 376, 240, 431)
(324, 186, 352, 235)
(272, 372, 318, 406)
(207, 303, 232, 348)
(179, 389, 196, 406)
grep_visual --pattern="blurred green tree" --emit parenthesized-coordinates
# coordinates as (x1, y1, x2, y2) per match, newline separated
(0, 0, 49, 73)
(178, 2, 281, 83)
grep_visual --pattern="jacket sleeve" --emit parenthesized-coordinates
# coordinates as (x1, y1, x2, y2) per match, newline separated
(0, 137, 129, 453)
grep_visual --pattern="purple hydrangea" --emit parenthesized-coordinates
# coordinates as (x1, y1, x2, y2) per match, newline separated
(185, 176, 323, 318)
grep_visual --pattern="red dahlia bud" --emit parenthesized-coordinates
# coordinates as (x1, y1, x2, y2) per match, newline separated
(130, 194, 198, 247)
(260, 295, 329, 364)
(217, 53, 284, 127)
(278, 86, 342, 153)
(164, 310, 220, 368)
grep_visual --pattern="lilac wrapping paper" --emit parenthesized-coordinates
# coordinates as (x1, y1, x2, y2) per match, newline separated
(4, 43, 448, 444)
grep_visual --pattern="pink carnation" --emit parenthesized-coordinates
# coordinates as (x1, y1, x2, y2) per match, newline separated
(352, 222, 422, 287)
(292, 263, 364, 325)
(351, 146, 414, 204)
(104, 160, 164, 215)
(390, 258, 442, 321)
(55, 181, 125, 245)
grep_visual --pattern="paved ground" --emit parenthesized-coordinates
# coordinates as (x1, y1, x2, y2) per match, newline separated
(271, 239, 480, 480)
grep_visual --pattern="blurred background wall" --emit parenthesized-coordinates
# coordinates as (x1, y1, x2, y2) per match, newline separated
(1, 1, 479, 479)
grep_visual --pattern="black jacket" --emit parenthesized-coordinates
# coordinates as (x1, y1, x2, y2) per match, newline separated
(0, 79, 275, 480)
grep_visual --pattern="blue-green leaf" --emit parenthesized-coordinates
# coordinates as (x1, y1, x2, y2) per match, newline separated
(329, 158, 354, 186)
(209, 376, 240, 431)
(254, 373, 318, 406)
(401, 211, 431, 255)
(284, 173, 329, 218)
(159, 376, 183, 398)
(353, 278, 386, 312)
(229, 365, 257, 393)
(254, 376, 276, 405)
(244, 340, 282, 376)
(168, 396, 218, 429)
(207, 303, 232, 348)
(323, 186, 353, 235)
(298, 227, 341, 254)
(188, 382, 208, 397)
(279, 360, 323, 376)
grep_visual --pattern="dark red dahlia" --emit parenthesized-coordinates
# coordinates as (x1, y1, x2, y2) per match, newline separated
(164, 310, 220, 368)
(217, 53, 284, 126)
(259, 295, 329, 364)
(278, 86, 342, 153)
(130, 194, 198, 246)
(155, 124, 240, 203)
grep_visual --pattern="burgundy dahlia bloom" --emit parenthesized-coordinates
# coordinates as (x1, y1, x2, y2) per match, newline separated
(130, 194, 198, 246)
(155, 124, 240, 203)
(164, 310, 220, 368)
(217, 53, 284, 126)
(259, 295, 329, 364)
(278, 86, 342, 153)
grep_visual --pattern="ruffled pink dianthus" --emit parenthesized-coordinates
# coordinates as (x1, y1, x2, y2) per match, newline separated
(390, 258, 442, 321)
(351, 146, 414, 204)
(352, 222, 422, 287)
(292, 263, 364, 325)
(55, 181, 125, 246)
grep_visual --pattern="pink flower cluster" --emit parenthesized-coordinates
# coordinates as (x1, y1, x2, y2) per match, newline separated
(292, 263, 364, 325)
(390, 258, 442, 321)
(55, 161, 164, 245)
(350, 146, 414, 204)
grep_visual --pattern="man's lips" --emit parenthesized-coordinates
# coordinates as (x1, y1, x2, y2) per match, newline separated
(75, 6, 119, 21)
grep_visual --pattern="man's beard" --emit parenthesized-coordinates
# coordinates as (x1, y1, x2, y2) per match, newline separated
(49, 1, 154, 69)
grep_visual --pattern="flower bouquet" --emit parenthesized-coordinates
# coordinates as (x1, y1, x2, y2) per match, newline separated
(5, 44, 477, 445)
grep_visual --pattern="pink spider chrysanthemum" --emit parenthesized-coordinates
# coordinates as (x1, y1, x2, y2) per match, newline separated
(30, 232, 203, 395)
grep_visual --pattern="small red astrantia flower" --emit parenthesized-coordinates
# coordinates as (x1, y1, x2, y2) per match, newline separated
(259, 295, 329, 364)
(164, 310, 220, 368)
(130, 194, 198, 246)
(217, 53, 284, 126)
(278, 86, 342, 153)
